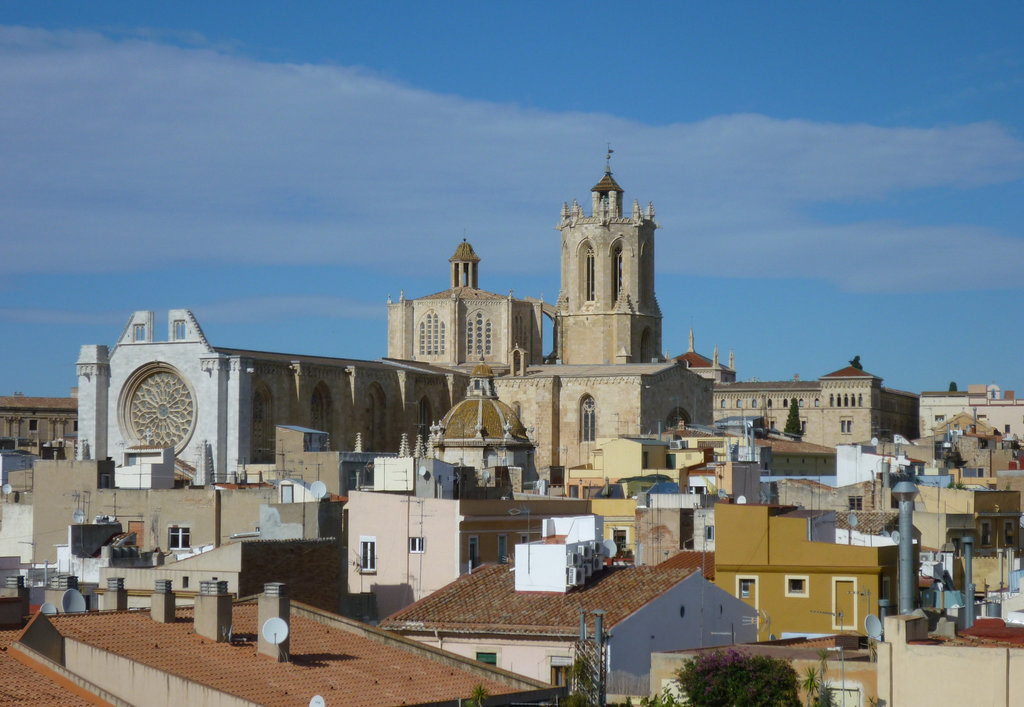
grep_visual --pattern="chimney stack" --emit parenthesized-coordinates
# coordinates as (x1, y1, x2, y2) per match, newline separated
(44, 575, 79, 609)
(194, 580, 232, 642)
(101, 577, 128, 611)
(258, 582, 290, 661)
(151, 579, 176, 623)
(1, 576, 30, 620)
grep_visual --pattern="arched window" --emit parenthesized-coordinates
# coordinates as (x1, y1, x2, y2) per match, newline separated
(640, 328, 654, 363)
(418, 312, 444, 356)
(815, 399, 820, 408)
(367, 384, 386, 452)
(720, 399, 726, 409)
(783, 399, 789, 408)
(799, 399, 804, 408)
(736, 400, 742, 409)
(311, 383, 331, 434)
(830, 394, 834, 406)
(843, 394, 849, 407)
(858, 394, 863, 407)
(611, 242, 623, 303)
(418, 397, 431, 442)
(584, 244, 596, 301)
(251, 385, 275, 464)
(767, 399, 773, 408)
(581, 396, 596, 442)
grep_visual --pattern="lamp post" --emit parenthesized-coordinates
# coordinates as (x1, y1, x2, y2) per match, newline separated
(893, 480, 918, 614)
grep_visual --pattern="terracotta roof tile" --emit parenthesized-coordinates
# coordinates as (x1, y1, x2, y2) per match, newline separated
(0, 396, 78, 410)
(657, 551, 715, 580)
(381, 564, 695, 636)
(591, 170, 624, 193)
(674, 351, 712, 368)
(756, 438, 836, 454)
(0, 628, 94, 705)
(820, 366, 876, 379)
(41, 603, 533, 707)
(418, 286, 507, 301)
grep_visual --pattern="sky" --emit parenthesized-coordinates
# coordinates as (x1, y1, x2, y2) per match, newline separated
(1, 2, 1022, 397)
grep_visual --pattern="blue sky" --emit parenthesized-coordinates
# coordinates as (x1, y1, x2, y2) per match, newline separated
(1, 2, 1022, 397)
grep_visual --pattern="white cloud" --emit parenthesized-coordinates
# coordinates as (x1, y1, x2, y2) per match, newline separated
(0, 26, 1022, 292)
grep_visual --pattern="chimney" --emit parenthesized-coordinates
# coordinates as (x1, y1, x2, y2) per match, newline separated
(101, 577, 128, 611)
(44, 575, 78, 609)
(1, 576, 30, 619)
(258, 582, 290, 661)
(151, 579, 176, 623)
(194, 580, 232, 642)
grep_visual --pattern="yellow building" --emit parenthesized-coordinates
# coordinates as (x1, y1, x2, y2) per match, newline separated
(714, 504, 899, 637)
(590, 497, 638, 557)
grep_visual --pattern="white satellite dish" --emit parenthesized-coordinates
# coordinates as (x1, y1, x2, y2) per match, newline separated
(1, 483, 11, 495)
(262, 617, 289, 645)
(309, 696, 326, 707)
(865, 614, 883, 640)
(870, 437, 879, 447)
(736, 495, 747, 505)
(890, 530, 901, 544)
(72, 509, 86, 524)
(61, 589, 87, 613)
(602, 538, 618, 559)
(418, 465, 430, 479)
(309, 480, 327, 500)
(40, 602, 58, 615)
(847, 513, 859, 528)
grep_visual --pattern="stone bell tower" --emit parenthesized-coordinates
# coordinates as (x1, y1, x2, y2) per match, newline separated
(554, 158, 662, 364)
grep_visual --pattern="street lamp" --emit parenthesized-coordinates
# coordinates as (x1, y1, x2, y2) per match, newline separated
(893, 480, 918, 614)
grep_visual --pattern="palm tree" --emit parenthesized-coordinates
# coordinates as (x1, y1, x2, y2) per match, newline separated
(469, 683, 489, 706)
(801, 666, 820, 707)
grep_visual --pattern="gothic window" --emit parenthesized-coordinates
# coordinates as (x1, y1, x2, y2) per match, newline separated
(611, 242, 623, 303)
(418, 397, 431, 442)
(367, 384, 386, 452)
(858, 394, 863, 407)
(640, 327, 654, 363)
(584, 244, 595, 302)
(580, 396, 596, 442)
(418, 312, 444, 356)
(251, 385, 274, 464)
(467, 311, 491, 357)
(311, 383, 331, 434)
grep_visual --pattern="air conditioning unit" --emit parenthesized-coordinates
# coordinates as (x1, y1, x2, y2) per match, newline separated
(592, 556, 603, 572)
(567, 567, 581, 586)
(582, 544, 594, 560)
(669, 440, 684, 450)
(583, 560, 593, 577)
(566, 552, 580, 568)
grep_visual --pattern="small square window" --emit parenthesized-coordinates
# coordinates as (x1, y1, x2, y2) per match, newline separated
(786, 576, 809, 597)
(29, 419, 38, 431)
(848, 496, 864, 511)
(739, 578, 755, 599)
(409, 536, 425, 553)
(168, 526, 191, 550)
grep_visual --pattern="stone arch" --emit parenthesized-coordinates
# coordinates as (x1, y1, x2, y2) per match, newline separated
(577, 240, 596, 302)
(251, 382, 275, 464)
(666, 407, 691, 429)
(417, 396, 432, 443)
(310, 381, 331, 434)
(610, 238, 624, 303)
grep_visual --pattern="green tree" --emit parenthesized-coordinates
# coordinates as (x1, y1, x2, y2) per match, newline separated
(784, 398, 802, 436)
(949, 381, 958, 392)
(849, 356, 862, 370)
(675, 649, 801, 706)
(468, 683, 489, 706)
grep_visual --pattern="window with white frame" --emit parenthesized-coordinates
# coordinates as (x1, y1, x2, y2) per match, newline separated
(409, 536, 425, 553)
(739, 577, 756, 599)
(168, 525, 191, 550)
(785, 575, 809, 597)
(359, 537, 377, 572)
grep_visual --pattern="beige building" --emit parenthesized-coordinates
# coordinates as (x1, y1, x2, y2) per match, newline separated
(714, 365, 919, 448)
(920, 383, 1024, 439)
(0, 393, 78, 456)
(671, 329, 736, 383)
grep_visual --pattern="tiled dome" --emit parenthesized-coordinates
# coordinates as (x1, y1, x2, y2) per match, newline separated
(440, 397, 527, 441)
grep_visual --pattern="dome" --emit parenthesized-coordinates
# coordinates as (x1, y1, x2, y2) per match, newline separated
(440, 397, 528, 441)
(471, 362, 495, 378)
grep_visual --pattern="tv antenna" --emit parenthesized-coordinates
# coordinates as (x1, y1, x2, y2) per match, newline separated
(72, 509, 86, 525)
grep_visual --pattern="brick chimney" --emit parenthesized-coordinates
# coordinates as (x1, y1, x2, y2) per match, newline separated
(101, 577, 128, 611)
(257, 582, 290, 661)
(194, 580, 232, 642)
(151, 579, 176, 623)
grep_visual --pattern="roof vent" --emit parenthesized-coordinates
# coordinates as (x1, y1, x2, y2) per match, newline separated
(51, 575, 79, 590)
(263, 582, 288, 598)
(107, 577, 125, 591)
(102, 576, 128, 611)
(151, 579, 176, 623)
(195, 581, 232, 642)
(200, 580, 229, 596)
(154, 579, 173, 594)
(5, 576, 25, 589)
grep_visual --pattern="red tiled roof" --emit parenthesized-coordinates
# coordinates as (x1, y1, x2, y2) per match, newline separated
(658, 551, 715, 580)
(674, 351, 712, 368)
(36, 603, 537, 707)
(0, 628, 94, 705)
(820, 366, 876, 379)
(0, 396, 78, 410)
(419, 286, 507, 301)
(382, 564, 696, 636)
(591, 170, 624, 193)
(959, 618, 1024, 645)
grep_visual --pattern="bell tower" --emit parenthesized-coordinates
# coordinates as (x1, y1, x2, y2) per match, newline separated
(554, 157, 662, 364)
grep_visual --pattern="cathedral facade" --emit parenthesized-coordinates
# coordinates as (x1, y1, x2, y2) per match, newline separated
(76, 163, 712, 481)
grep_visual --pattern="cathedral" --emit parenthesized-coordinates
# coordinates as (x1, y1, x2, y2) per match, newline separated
(76, 163, 711, 480)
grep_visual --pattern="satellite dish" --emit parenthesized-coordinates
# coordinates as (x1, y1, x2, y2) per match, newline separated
(602, 538, 618, 558)
(871, 437, 879, 447)
(717, 488, 727, 500)
(418, 465, 430, 479)
(1, 483, 11, 495)
(310, 696, 326, 707)
(309, 481, 327, 500)
(847, 513, 859, 528)
(865, 614, 883, 641)
(890, 530, 901, 544)
(736, 496, 747, 505)
(72, 509, 86, 524)
(61, 589, 87, 613)
(40, 602, 57, 615)
(262, 617, 289, 645)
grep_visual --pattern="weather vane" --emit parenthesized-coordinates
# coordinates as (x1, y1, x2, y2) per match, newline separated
(606, 143, 614, 171)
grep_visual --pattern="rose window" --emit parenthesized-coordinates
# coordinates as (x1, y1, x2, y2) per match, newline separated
(129, 371, 195, 449)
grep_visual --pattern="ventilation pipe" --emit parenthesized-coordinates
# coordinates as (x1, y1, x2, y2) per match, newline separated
(963, 535, 975, 629)
(893, 481, 918, 615)
(1, 576, 30, 619)
(101, 577, 127, 611)
(258, 582, 290, 662)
